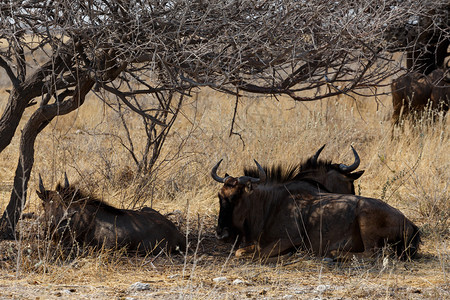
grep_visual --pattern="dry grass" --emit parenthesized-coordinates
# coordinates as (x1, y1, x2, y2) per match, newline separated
(0, 81, 449, 299)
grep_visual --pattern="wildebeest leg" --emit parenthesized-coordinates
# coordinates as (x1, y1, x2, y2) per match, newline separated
(355, 213, 389, 258)
(236, 239, 297, 260)
(235, 244, 256, 257)
(323, 217, 367, 260)
(258, 238, 303, 258)
(391, 101, 406, 138)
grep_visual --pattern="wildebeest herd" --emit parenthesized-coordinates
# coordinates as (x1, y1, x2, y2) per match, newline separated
(211, 146, 419, 261)
(37, 145, 421, 262)
(31, 43, 448, 263)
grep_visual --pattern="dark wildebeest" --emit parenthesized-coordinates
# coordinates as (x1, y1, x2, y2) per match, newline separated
(213, 145, 365, 243)
(429, 68, 450, 112)
(211, 155, 420, 260)
(244, 144, 365, 195)
(37, 175, 186, 254)
(391, 66, 449, 127)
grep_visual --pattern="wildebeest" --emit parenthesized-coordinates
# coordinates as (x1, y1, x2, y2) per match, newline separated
(212, 145, 364, 243)
(430, 68, 450, 112)
(211, 157, 420, 260)
(243, 144, 365, 195)
(391, 66, 449, 127)
(37, 175, 186, 254)
(212, 146, 364, 243)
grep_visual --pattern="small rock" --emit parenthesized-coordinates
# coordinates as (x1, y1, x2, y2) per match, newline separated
(322, 257, 334, 263)
(382, 257, 389, 268)
(213, 277, 228, 283)
(128, 282, 151, 291)
(294, 288, 308, 294)
(232, 279, 245, 285)
(316, 284, 328, 292)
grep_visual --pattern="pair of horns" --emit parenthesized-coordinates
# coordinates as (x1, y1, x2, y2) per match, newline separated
(39, 172, 70, 193)
(211, 159, 266, 184)
(312, 144, 360, 173)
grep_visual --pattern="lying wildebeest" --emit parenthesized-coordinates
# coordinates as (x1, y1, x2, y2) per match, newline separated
(213, 145, 365, 243)
(211, 158, 420, 260)
(244, 144, 365, 195)
(391, 67, 449, 127)
(37, 175, 186, 254)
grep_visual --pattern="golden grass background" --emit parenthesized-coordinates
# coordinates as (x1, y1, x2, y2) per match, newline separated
(0, 77, 449, 298)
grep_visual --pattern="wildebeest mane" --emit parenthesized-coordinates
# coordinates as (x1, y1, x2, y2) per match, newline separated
(297, 157, 336, 173)
(55, 183, 125, 215)
(244, 164, 299, 183)
(244, 158, 341, 184)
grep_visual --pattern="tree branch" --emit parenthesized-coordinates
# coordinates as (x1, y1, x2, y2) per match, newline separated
(0, 56, 21, 89)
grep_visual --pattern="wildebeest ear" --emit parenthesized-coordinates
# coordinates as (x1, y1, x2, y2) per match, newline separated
(348, 170, 365, 180)
(56, 183, 63, 192)
(36, 189, 48, 201)
(244, 181, 253, 193)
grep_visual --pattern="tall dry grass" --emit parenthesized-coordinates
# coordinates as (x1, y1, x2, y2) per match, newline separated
(0, 83, 448, 298)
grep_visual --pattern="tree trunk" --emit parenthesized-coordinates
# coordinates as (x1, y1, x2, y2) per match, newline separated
(0, 56, 71, 153)
(0, 77, 95, 239)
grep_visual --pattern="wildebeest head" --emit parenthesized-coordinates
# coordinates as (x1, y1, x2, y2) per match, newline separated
(296, 145, 365, 194)
(36, 173, 80, 241)
(211, 159, 266, 242)
(37, 173, 112, 244)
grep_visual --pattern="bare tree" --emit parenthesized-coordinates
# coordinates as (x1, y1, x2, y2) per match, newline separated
(0, 0, 447, 239)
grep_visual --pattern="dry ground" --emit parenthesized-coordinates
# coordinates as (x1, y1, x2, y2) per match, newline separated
(0, 83, 449, 299)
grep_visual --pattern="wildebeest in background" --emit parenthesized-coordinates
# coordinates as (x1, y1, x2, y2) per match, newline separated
(429, 68, 450, 112)
(37, 175, 186, 254)
(211, 159, 420, 261)
(391, 65, 449, 127)
(243, 144, 365, 195)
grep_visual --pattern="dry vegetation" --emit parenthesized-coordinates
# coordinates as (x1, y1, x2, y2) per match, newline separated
(0, 83, 449, 299)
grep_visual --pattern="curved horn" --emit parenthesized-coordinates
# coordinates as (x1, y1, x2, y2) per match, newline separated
(237, 160, 266, 184)
(339, 146, 360, 173)
(211, 159, 226, 183)
(64, 172, 70, 188)
(312, 144, 326, 164)
(39, 174, 45, 194)
(253, 159, 266, 183)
